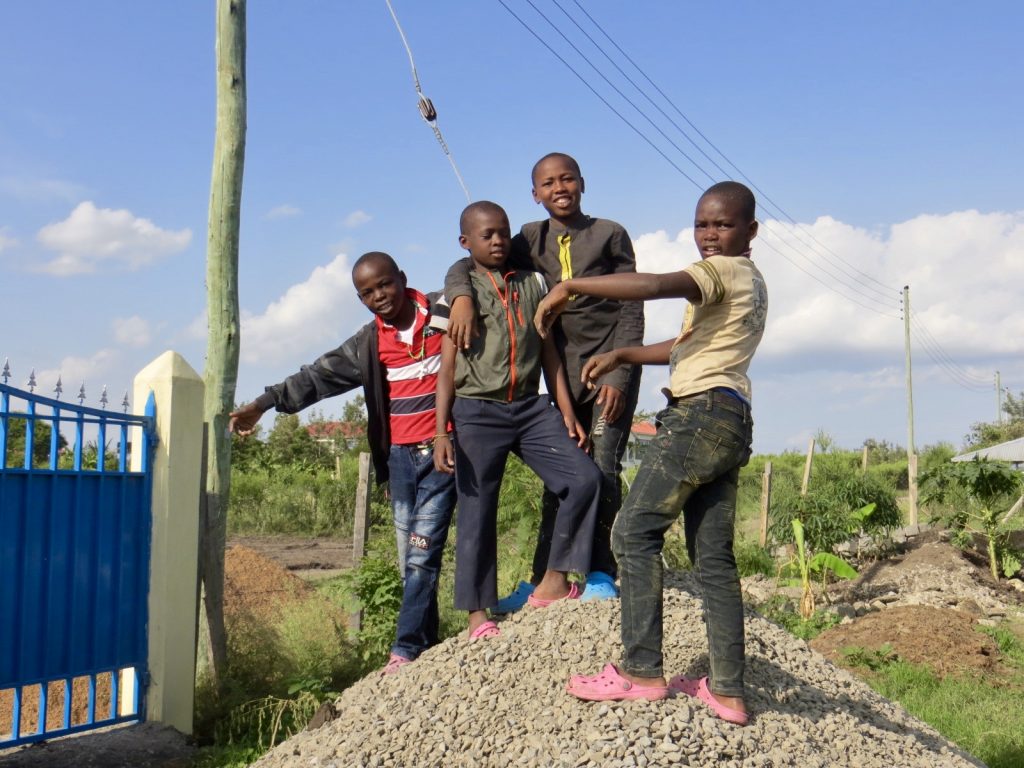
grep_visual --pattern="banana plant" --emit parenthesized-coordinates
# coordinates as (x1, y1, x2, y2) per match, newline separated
(792, 518, 859, 619)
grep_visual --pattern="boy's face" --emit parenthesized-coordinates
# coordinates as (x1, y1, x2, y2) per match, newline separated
(459, 209, 512, 271)
(693, 193, 758, 259)
(352, 259, 408, 323)
(532, 156, 584, 222)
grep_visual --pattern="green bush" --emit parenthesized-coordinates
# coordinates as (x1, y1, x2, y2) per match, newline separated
(229, 456, 387, 536)
(769, 458, 901, 554)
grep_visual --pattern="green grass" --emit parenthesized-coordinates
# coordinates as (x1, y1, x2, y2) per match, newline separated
(864, 660, 1024, 768)
(839, 623, 1024, 768)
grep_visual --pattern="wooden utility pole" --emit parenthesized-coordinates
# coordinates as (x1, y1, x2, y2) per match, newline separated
(200, 0, 246, 688)
(903, 285, 918, 525)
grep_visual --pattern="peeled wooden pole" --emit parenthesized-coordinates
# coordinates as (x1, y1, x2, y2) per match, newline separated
(200, 0, 246, 688)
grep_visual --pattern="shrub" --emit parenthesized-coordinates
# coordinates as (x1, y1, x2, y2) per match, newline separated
(769, 459, 901, 554)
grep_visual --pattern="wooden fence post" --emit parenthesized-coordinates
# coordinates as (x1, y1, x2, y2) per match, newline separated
(801, 438, 815, 496)
(349, 451, 372, 632)
(759, 461, 773, 548)
(861, 445, 868, 473)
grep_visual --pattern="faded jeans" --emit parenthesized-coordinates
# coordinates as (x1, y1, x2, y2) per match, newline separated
(388, 441, 457, 660)
(612, 389, 752, 698)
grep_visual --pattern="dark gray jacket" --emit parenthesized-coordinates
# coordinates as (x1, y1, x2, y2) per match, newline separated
(255, 290, 443, 485)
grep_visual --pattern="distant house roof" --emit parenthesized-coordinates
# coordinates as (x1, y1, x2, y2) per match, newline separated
(307, 421, 365, 441)
(631, 421, 657, 438)
(952, 437, 1024, 467)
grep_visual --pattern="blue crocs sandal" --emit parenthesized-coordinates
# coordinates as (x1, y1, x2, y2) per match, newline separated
(580, 571, 619, 602)
(494, 581, 535, 614)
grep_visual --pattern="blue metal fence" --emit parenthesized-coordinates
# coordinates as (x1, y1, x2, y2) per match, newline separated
(0, 380, 156, 747)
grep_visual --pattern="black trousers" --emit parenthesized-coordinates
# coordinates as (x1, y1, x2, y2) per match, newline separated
(451, 395, 601, 611)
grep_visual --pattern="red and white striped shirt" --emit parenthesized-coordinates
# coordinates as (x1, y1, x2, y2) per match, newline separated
(376, 289, 445, 445)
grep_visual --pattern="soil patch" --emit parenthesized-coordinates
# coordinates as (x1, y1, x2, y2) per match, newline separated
(810, 605, 1004, 678)
(227, 535, 352, 573)
(224, 544, 316, 622)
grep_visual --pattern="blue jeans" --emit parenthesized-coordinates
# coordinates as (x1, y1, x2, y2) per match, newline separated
(534, 365, 641, 581)
(612, 390, 752, 698)
(388, 441, 457, 660)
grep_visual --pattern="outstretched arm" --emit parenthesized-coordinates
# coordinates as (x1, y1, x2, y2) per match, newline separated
(581, 339, 675, 391)
(535, 271, 700, 338)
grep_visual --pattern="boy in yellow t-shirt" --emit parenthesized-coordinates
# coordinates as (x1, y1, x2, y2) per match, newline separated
(534, 182, 766, 725)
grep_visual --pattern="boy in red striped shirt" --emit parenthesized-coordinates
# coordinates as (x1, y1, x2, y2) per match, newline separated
(230, 251, 455, 674)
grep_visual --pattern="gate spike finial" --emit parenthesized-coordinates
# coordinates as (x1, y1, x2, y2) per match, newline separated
(100, 385, 109, 409)
(28, 369, 37, 392)
(54, 376, 63, 400)
(122, 390, 130, 413)
(77, 383, 86, 405)
(2, 358, 10, 384)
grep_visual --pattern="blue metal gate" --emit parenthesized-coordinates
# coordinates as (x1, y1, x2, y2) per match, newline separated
(0, 378, 156, 747)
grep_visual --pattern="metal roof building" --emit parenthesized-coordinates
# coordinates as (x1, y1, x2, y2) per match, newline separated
(952, 436, 1024, 469)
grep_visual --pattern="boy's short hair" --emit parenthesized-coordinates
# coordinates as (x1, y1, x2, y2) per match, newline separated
(700, 181, 756, 222)
(459, 201, 508, 234)
(531, 152, 582, 183)
(352, 250, 400, 276)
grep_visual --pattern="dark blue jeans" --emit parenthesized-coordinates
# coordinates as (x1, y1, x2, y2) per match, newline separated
(533, 365, 642, 581)
(612, 390, 752, 698)
(388, 441, 457, 660)
(451, 395, 600, 611)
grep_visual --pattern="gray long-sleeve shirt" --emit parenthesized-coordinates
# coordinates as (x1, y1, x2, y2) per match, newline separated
(444, 214, 645, 402)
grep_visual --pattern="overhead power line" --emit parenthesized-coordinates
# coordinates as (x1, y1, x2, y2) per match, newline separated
(498, 0, 991, 388)
(384, 0, 471, 202)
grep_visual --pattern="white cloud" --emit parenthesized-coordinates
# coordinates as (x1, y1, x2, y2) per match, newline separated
(36, 349, 120, 402)
(266, 204, 301, 220)
(35, 201, 192, 276)
(240, 253, 363, 365)
(633, 210, 1024, 364)
(343, 209, 372, 228)
(113, 315, 153, 348)
(0, 175, 88, 203)
(0, 228, 17, 253)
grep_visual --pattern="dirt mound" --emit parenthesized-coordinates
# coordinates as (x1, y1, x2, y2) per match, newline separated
(810, 605, 1002, 678)
(224, 544, 315, 622)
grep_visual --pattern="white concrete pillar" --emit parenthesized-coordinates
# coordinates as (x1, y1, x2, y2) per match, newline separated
(130, 351, 203, 734)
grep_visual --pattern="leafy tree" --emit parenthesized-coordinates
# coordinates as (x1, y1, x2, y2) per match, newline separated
(862, 437, 904, 465)
(921, 458, 1024, 580)
(2, 415, 66, 468)
(1003, 390, 1024, 421)
(963, 419, 1024, 451)
(267, 413, 323, 470)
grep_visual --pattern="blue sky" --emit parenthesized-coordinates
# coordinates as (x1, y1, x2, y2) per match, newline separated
(1, 1, 1022, 454)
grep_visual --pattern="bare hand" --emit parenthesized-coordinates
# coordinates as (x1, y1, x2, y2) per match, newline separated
(581, 351, 622, 391)
(448, 296, 478, 351)
(228, 402, 266, 437)
(596, 384, 625, 424)
(534, 283, 572, 339)
(563, 412, 590, 450)
(433, 436, 456, 474)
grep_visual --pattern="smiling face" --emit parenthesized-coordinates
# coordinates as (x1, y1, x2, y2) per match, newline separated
(352, 256, 408, 324)
(459, 206, 512, 272)
(531, 154, 585, 223)
(693, 193, 758, 259)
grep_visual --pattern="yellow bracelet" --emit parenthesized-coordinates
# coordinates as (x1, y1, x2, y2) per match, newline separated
(434, 433, 451, 440)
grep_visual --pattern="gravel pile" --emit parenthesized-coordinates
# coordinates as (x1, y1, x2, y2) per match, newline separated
(252, 573, 984, 768)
